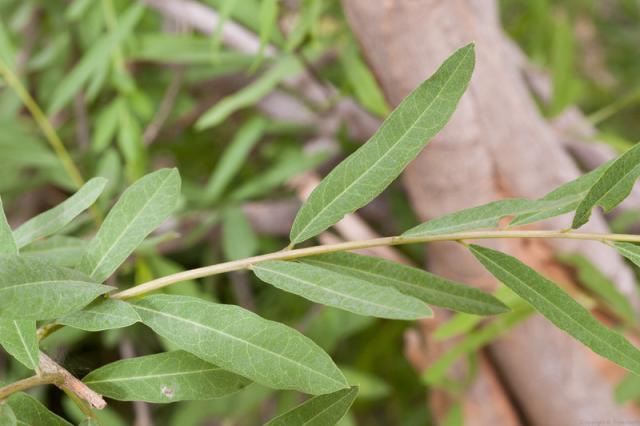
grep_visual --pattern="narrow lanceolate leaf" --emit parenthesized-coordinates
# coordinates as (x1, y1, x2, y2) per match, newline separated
(572, 143, 640, 229)
(289, 44, 475, 244)
(13, 178, 106, 248)
(0, 255, 110, 320)
(48, 4, 145, 114)
(265, 386, 358, 426)
(133, 295, 347, 395)
(204, 117, 265, 204)
(78, 168, 181, 283)
(403, 199, 544, 237)
(423, 308, 532, 385)
(558, 253, 636, 325)
(195, 56, 302, 130)
(253, 260, 433, 320)
(57, 299, 140, 332)
(614, 242, 640, 269)
(0, 197, 17, 255)
(222, 207, 258, 261)
(302, 253, 508, 315)
(21, 236, 85, 268)
(469, 244, 640, 375)
(510, 162, 609, 226)
(0, 200, 37, 370)
(0, 403, 16, 426)
(7, 393, 72, 426)
(83, 351, 249, 403)
(0, 319, 38, 370)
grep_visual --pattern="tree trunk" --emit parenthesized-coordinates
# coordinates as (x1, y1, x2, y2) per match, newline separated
(343, 1, 639, 424)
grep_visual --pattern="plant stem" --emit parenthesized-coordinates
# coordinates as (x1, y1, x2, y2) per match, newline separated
(0, 60, 85, 190)
(63, 387, 96, 419)
(0, 58, 103, 224)
(111, 229, 640, 300)
(0, 374, 61, 401)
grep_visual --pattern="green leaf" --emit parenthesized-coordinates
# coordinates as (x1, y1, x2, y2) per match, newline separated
(284, 0, 322, 53)
(133, 295, 347, 395)
(264, 386, 358, 426)
(222, 208, 258, 261)
(230, 149, 328, 201)
(48, 4, 145, 114)
(204, 117, 266, 204)
(13, 178, 106, 248)
(469, 244, 640, 375)
(340, 367, 388, 400)
(0, 255, 110, 320)
(423, 308, 532, 385)
(572, 143, 640, 228)
(403, 199, 541, 237)
(0, 403, 16, 426)
(558, 253, 636, 325)
(78, 168, 181, 283)
(0, 319, 38, 370)
(251, 0, 279, 69)
(341, 40, 389, 117)
(196, 56, 302, 130)
(91, 99, 120, 153)
(130, 34, 253, 67)
(302, 252, 508, 315)
(290, 44, 475, 244)
(117, 99, 147, 181)
(83, 350, 249, 403)
(0, 197, 17, 255)
(57, 299, 140, 331)
(210, 0, 240, 53)
(614, 242, 640, 268)
(305, 308, 373, 353)
(510, 162, 609, 227)
(252, 260, 432, 320)
(615, 373, 640, 404)
(21, 236, 86, 268)
(7, 393, 72, 426)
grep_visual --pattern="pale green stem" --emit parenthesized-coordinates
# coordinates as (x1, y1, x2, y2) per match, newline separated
(63, 387, 96, 419)
(0, 60, 85, 189)
(111, 229, 640, 300)
(0, 373, 61, 401)
(0, 59, 103, 224)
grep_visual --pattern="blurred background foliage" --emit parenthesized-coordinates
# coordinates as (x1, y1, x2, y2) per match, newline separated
(0, 0, 638, 424)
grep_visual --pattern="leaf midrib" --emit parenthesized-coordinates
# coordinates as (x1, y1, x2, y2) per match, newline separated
(303, 258, 492, 309)
(257, 264, 424, 316)
(13, 320, 37, 369)
(474, 249, 640, 372)
(134, 304, 346, 388)
(302, 390, 355, 425)
(292, 47, 472, 242)
(86, 172, 173, 280)
(85, 367, 224, 385)
(0, 279, 99, 292)
(14, 180, 103, 247)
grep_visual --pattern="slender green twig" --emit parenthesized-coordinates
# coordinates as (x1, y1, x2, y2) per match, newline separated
(0, 60, 85, 189)
(111, 229, 640, 300)
(0, 373, 61, 401)
(63, 387, 96, 419)
(0, 59, 104, 224)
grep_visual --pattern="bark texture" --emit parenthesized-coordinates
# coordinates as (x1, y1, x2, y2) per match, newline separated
(343, 0, 639, 424)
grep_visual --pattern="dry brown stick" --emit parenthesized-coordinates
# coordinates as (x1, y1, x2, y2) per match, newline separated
(38, 352, 106, 410)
